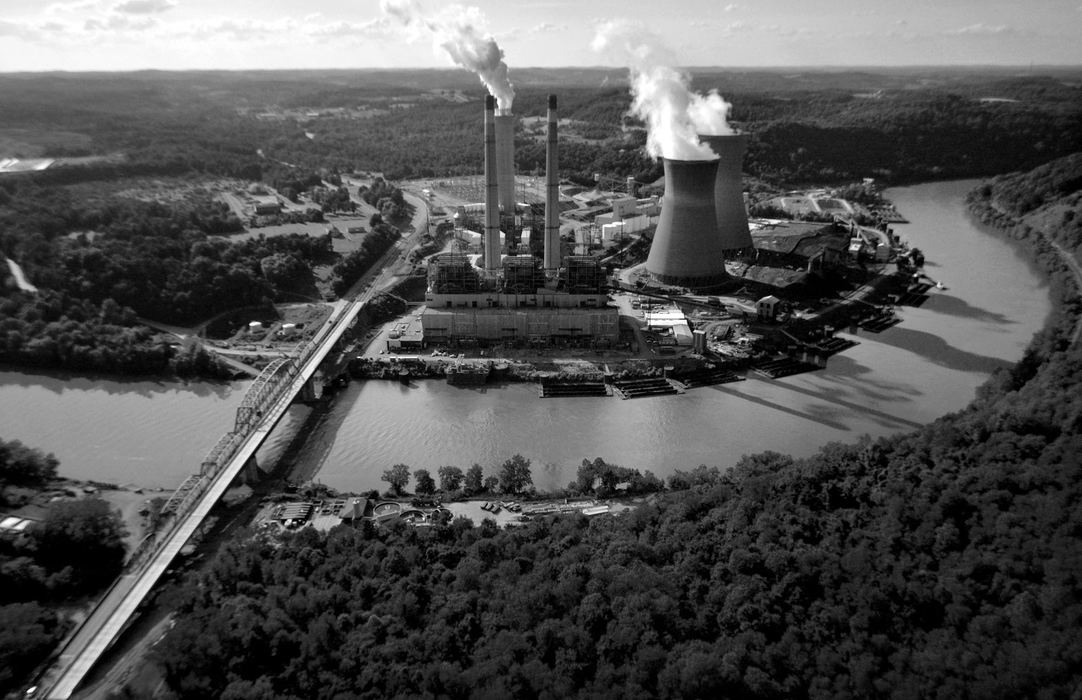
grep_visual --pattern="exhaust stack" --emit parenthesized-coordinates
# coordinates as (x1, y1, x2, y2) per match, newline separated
(495, 111, 516, 214)
(544, 94, 560, 270)
(484, 95, 501, 272)
(698, 133, 752, 252)
(646, 158, 728, 290)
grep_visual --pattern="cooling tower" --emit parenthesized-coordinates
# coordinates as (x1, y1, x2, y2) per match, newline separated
(484, 96, 501, 272)
(646, 158, 728, 289)
(544, 94, 560, 270)
(495, 111, 515, 214)
(698, 133, 752, 252)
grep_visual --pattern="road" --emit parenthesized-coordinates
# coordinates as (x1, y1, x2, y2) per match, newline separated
(41, 298, 364, 699)
(42, 183, 434, 700)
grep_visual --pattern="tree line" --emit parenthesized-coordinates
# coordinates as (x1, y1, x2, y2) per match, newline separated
(0, 438, 129, 695)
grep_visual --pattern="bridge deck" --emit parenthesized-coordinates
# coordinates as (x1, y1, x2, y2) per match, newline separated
(44, 300, 363, 699)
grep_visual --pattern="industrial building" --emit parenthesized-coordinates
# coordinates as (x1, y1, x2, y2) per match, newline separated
(419, 95, 619, 349)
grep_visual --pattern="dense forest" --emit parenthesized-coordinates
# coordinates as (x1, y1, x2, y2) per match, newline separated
(0, 438, 128, 695)
(1, 68, 1079, 189)
(149, 161, 1082, 697)
(0, 178, 340, 375)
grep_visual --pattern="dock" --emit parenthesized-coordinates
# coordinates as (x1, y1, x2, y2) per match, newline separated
(538, 381, 610, 398)
(612, 377, 681, 399)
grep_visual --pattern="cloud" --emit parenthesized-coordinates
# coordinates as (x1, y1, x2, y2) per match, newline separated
(723, 3, 739, 11)
(0, 20, 40, 40)
(526, 22, 564, 34)
(947, 23, 1013, 35)
(112, 0, 176, 13)
(85, 14, 156, 31)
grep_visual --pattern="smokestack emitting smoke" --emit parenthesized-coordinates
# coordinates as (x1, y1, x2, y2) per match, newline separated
(381, 0, 515, 110)
(591, 20, 732, 160)
(483, 95, 501, 272)
(544, 94, 560, 270)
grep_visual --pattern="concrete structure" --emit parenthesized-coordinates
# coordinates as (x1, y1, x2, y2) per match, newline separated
(41, 299, 366, 699)
(544, 94, 561, 270)
(495, 111, 516, 214)
(751, 220, 849, 271)
(421, 306, 618, 347)
(647, 158, 729, 290)
(483, 96, 501, 273)
(699, 133, 753, 253)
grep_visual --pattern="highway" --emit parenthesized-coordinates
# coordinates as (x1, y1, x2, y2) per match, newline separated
(39, 184, 429, 699)
(41, 298, 366, 699)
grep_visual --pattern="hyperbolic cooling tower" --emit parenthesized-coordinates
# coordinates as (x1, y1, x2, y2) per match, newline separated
(495, 111, 515, 214)
(698, 133, 752, 252)
(483, 96, 501, 272)
(544, 94, 560, 270)
(646, 158, 728, 289)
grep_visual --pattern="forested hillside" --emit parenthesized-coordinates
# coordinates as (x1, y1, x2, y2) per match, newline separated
(1, 68, 1079, 189)
(152, 167, 1082, 697)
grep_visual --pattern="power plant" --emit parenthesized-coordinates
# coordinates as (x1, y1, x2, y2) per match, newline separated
(420, 93, 618, 349)
(415, 93, 768, 347)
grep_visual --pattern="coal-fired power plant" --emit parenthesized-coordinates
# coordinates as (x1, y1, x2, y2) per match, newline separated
(544, 94, 560, 270)
(699, 133, 753, 253)
(483, 95, 501, 272)
(495, 111, 516, 214)
(646, 158, 729, 290)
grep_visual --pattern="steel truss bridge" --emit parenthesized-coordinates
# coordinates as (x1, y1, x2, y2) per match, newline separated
(41, 300, 365, 699)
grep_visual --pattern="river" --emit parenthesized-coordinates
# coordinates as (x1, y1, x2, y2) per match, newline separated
(289, 180, 1051, 492)
(0, 180, 1050, 492)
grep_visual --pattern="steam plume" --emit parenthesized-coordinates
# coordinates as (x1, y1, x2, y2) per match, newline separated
(381, 0, 515, 110)
(592, 20, 732, 160)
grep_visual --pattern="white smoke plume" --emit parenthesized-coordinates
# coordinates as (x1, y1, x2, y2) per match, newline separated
(591, 19, 732, 160)
(381, 0, 515, 111)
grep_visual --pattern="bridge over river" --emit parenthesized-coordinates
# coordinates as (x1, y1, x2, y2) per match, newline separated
(39, 298, 366, 699)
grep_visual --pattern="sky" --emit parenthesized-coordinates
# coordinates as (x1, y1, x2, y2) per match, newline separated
(1, 0, 1080, 73)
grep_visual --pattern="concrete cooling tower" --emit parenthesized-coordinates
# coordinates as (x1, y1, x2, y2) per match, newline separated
(646, 158, 728, 290)
(698, 133, 752, 252)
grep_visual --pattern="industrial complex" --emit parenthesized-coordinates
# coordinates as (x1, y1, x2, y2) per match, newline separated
(360, 91, 927, 386)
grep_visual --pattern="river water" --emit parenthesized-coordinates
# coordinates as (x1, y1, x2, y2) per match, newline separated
(0, 180, 1050, 492)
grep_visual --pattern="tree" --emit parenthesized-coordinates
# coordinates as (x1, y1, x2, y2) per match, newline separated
(437, 465, 464, 492)
(413, 469, 435, 496)
(497, 454, 533, 495)
(0, 602, 65, 696)
(381, 464, 410, 495)
(464, 464, 484, 495)
(30, 497, 127, 592)
(482, 476, 499, 493)
(0, 439, 58, 493)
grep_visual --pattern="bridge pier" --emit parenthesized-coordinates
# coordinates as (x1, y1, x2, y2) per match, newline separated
(241, 454, 264, 485)
(298, 376, 320, 403)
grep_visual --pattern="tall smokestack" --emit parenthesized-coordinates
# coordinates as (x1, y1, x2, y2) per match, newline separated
(699, 133, 752, 253)
(484, 95, 501, 272)
(646, 158, 728, 289)
(495, 111, 515, 214)
(544, 94, 560, 270)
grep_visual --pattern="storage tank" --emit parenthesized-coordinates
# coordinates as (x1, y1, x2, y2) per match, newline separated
(698, 133, 753, 253)
(646, 158, 728, 289)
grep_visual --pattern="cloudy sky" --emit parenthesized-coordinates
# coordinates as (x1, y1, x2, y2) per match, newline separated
(1, 0, 1080, 72)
